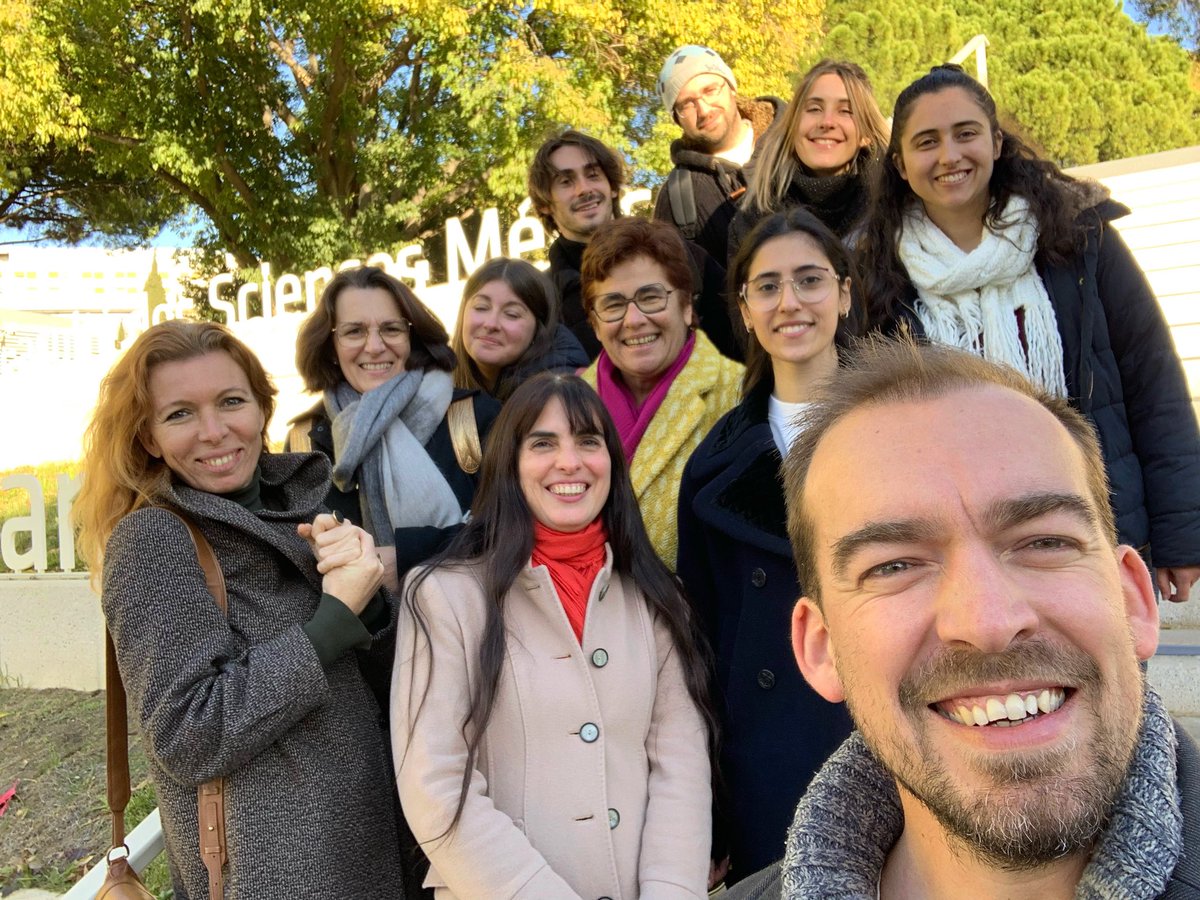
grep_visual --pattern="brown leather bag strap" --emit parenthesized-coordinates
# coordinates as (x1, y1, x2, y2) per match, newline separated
(105, 509, 229, 897)
(447, 395, 481, 474)
(104, 630, 131, 849)
(166, 511, 229, 899)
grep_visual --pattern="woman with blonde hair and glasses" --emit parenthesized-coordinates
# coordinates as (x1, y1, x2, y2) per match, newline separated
(291, 265, 501, 591)
(678, 208, 854, 883)
(727, 59, 888, 265)
(74, 319, 404, 898)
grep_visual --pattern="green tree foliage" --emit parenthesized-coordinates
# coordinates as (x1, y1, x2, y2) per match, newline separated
(805, 0, 1200, 165)
(4, 0, 819, 268)
(1, 1, 171, 243)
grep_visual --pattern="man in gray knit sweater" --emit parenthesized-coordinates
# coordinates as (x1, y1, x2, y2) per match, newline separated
(728, 339, 1199, 899)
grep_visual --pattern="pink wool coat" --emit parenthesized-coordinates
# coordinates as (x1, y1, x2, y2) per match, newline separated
(391, 549, 712, 899)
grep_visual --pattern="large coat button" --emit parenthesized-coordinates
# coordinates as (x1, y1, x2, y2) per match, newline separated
(757, 668, 776, 690)
(751, 567, 767, 588)
(591, 648, 609, 668)
(608, 808, 620, 829)
(580, 722, 600, 743)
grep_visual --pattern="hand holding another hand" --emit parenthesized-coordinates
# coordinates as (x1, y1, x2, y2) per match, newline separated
(298, 514, 384, 615)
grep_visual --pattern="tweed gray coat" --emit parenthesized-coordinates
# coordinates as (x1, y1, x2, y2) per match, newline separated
(102, 452, 404, 899)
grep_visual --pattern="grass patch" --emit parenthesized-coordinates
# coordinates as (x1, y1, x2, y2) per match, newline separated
(0, 688, 172, 897)
(0, 460, 85, 574)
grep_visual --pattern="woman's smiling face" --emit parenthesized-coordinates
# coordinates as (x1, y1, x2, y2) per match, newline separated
(895, 86, 1002, 226)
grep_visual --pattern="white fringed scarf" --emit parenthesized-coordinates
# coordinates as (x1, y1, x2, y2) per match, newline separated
(899, 197, 1069, 397)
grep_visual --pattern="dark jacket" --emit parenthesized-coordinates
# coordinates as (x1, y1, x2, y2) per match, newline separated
(677, 382, 853, 882)
(873, 201, 1200, 567)
(654, 96, 785, 267)
(548, 236, 601, 360)
(289, 387, 501, 575)
(102, 453, 404, 899)
(727, 153, 875, 268)
(723, 723, 1200, 898)
(549, 231, 744, 363)
(492, 323, 589, 399)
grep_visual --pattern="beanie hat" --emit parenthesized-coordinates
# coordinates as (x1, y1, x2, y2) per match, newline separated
(657, 46, 737, 116)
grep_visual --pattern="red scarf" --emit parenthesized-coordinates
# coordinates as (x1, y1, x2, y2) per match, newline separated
(531, 518, 608, 643)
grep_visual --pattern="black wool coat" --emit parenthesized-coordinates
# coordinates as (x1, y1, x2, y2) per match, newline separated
(677, 382, 853, 883)
(877, 200, 1200, 568)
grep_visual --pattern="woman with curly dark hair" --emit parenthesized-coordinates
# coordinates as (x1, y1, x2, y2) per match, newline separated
(856, 64, 1200, 601)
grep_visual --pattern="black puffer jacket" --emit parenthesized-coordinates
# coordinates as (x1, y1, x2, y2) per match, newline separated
(654, 96, 785, 267)
(492, 324, 589, 400)
(875, 200, 1200, 567)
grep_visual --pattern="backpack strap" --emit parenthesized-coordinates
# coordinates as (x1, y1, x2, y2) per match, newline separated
(447, 395, 481, 474)
(666, 168, 700, 240)
(286, 418, 314, 453)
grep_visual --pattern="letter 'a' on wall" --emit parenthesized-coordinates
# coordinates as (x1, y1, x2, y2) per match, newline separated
(1, 475, 47, 572)
(0, 472, 82, 573)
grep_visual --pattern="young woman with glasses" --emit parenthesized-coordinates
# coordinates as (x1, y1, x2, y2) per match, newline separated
(677, 208, 855, 885)
(291, 266, 501, 595)
(579, 217, 743, 567)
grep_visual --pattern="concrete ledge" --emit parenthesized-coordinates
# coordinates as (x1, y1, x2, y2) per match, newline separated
(1149, 654, 1200, 718)
(0, 576, 103, 690)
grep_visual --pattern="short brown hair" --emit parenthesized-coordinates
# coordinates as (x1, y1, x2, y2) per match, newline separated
(783, 337, 1116, 604)
(295, 265, 455, 392)
(580, 218, 694, 315)
(527, 129, 623, 233)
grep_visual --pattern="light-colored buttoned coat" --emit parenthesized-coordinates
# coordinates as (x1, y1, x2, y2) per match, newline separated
(391, 550, 711, 899)
(582, 331, 744, 567)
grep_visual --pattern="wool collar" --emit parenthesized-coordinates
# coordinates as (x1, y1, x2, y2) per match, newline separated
(780, 685, 1182, 898)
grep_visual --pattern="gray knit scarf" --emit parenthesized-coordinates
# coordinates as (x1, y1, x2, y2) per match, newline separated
(780, 685, 1182, 898)
(325, 368, 463, 545)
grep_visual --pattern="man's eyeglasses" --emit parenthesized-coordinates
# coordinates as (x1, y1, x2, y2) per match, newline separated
(740, 268, 839, 310)
(674, 80, 728, 119)
(332, 320, 411, 346)
(590, 284, 682, 323)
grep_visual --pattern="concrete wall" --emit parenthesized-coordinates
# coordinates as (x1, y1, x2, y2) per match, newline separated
(0, 575, 103, 690)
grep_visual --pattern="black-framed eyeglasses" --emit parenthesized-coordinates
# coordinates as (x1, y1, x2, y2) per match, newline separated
(674, 80, 729, 119)
(590, 284, 682, 323)
(740, 268, 839, 310)
(332, 319, 411, 346)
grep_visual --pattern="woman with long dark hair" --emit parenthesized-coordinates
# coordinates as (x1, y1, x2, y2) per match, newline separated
(450, 256, 587, 401)
(677, 209, 854, 883)
(856, 63, 1200, 601)
(726, 60, 888, 265)
(392, 373, 714, 898)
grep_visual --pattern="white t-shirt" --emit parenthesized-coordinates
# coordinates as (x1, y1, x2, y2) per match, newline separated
(768, 395, 812, 456)
(714, 117, 755, 167)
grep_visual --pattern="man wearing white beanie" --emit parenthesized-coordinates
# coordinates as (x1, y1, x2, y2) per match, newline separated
(653, 45, 782, 267)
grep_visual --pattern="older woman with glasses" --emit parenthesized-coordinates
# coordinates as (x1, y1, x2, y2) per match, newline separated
(677, 208, 855, 885)
(291, 265, 501, 593)
(580, 217, 743, 567)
